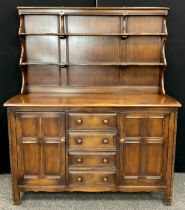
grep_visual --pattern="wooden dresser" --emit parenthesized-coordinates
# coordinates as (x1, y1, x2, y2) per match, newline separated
(4, 7, 181, 205)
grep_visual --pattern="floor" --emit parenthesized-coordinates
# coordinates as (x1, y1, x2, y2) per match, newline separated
(0, 173, 185, 210)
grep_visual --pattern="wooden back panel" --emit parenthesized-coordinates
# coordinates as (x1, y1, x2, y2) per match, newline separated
(18, 7, 168, 94)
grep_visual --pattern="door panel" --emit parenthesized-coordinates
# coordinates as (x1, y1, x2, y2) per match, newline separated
(16, 112, 65, 185)
(125, 118, 141, 137)
(44, 143, 61, 176)
(147, 118, 163, 137)
(123, 142, 140, 177)
(119, 112, 169, 185)
(42, 117, 60, 137)
(23, 143, 40, 175)
(22, 117, 38, 137)
(145, 143, 163, 176)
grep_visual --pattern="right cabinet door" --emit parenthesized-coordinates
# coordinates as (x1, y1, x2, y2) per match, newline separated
(119, 111, 170, 186)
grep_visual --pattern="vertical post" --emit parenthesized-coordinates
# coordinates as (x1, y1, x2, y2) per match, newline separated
(96, 0, 99, 7)
(8, 109, 21, 204)
(164, 111, 178, 206)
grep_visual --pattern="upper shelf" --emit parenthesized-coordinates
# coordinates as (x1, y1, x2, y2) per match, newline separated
(20, 62, 167, 67)
(17, 7, 169, 96)
(17, 7, 169, 16)
(19, 32, 168, 37)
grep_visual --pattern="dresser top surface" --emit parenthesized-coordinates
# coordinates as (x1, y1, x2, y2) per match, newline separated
(4, 94, 181, 107)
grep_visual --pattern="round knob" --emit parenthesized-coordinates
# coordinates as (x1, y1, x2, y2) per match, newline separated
(77, 119, 82, 124)
(120, 138, 125, 144)
(76, 139, 83, 144)
(102, 158, 108, 164)
(60, 137, 65, 143)
(77, 158, 83, 163)
(103, 139, 109, 144)
(77, 177, 83, 182)
(102, 177, 108, 182)
(103, 119, 109, 124)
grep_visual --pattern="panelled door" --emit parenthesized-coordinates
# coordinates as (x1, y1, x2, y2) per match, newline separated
(119, 111, 170, 186)
(15, 112, 65, 185)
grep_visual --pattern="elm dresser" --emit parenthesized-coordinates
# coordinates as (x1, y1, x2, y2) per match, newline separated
(4, 7, 181, 205)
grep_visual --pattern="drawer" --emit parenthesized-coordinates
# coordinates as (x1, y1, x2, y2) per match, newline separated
(69, 170, 115, 185)
(69, 152, 116, 167)
(68, 113, 116, 129)
(68, 131, 116, 149)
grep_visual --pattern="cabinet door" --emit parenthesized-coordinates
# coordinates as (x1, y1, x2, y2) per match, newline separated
(119, 112, 169, 186)
(16, 112, 65, 185)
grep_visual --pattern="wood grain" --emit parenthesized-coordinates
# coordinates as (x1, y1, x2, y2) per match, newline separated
(4, 7, 181, 206)
(18, 8, 167, 94)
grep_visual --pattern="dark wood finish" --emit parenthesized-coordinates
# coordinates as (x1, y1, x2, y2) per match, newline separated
(68, 130, 117, 150)
(69, 113, 117, 129)
(68, 170, 116, 186)
(4, 7, 181, 206)
(4, 94, 181, 107)
(119, 112, 169, 185)
(15, 112, 66, 185)
(68, 151, 116, 168)
(17, 7, 168, 95)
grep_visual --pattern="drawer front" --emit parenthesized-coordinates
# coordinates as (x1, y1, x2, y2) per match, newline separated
(69, 152, 116, 167)
(69, 171, 115, 185)
(68, 131, 116, 149)
(68, 113, 116, 129)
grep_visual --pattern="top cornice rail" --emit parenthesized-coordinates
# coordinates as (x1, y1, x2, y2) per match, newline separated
(17, 7, 169, 16)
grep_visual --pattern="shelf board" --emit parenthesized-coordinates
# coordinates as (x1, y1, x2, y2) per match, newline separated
(63, 62, 166, 67)
(65, 33, 167, 36)
(125, 33, 167, 36)
(19, 32, 167, 37)
(21, 62, 60, 66)
(20, 62, 166, 67)
(19, 33, 60, 36)
(70, 62, 166, 66)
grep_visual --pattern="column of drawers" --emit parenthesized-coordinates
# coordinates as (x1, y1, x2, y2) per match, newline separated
(68, 113, 117, 188)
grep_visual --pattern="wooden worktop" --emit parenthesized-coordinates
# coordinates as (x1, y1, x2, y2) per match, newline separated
(4, 94, 181, 107)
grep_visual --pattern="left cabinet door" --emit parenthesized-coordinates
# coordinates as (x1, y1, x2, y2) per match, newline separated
(15, 112, 66, 186)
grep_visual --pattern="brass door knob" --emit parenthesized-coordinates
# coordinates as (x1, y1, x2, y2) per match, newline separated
(76, 139, 83, 144)
(77, 177, 83, 182)
(60, 137, 65, 143)
(102, 158, 108, 164)
(120, 138, 125, 144)
(103, 139, 109, 144)
(77, 158, 83, 163)
(103, 177, 108, 182)
(77, 119, 82, 124)
(103, 119, 109, 124)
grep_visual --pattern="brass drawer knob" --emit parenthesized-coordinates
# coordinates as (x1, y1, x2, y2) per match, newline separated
(77, 119, 82, 124)
(77, 177, 83, 182)
(103, 119, 109, 124)
(102, 158, 108, 164)
(77, 158, 83, 163)
(103, 177, 108, 182)
(103, 139, 109, 144)
(120, 138, 125, 144)
(76, 139, 83, 144)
